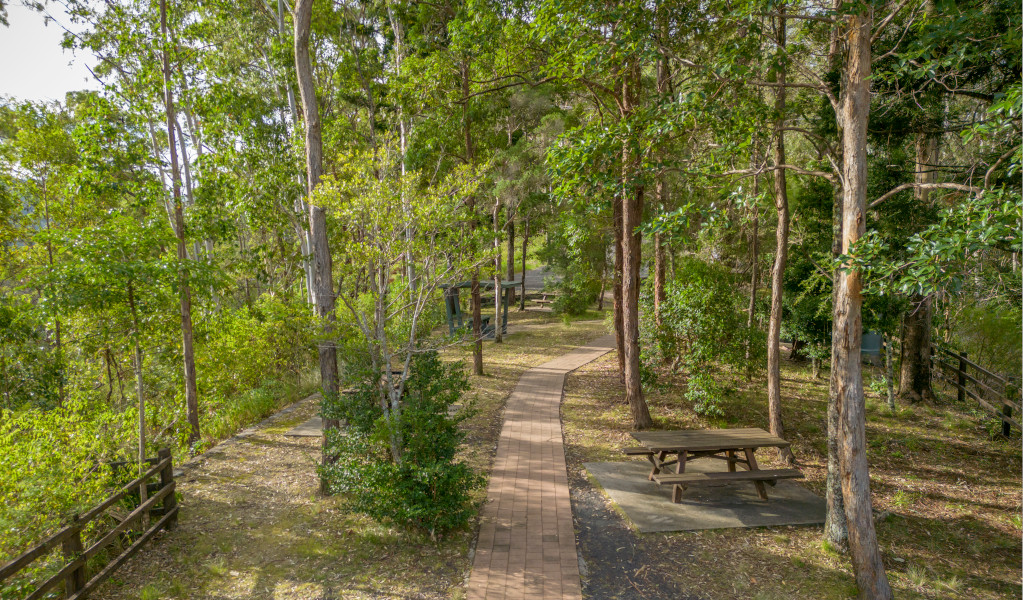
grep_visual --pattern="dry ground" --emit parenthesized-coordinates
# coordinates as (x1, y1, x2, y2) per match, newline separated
(562, 353, 1022, 600)
(92, 309, 607, 600)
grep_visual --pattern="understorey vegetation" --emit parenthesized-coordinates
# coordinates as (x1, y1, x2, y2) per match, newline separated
(1, 0, 1019, 597)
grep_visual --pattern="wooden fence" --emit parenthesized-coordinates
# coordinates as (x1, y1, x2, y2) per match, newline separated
(931, 345, 1021, 436)
(0, 448, 178, 599)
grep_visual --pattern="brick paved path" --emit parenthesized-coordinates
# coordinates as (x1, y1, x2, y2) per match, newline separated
(467, 335, 615, 600)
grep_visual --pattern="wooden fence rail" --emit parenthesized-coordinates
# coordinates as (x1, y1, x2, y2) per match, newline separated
(932, 345, 1021, 436)
(0, 448, 178, 600)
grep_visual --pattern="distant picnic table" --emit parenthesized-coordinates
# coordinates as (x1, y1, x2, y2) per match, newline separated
(624, 428, 803, 503)
(441, 280, 521, 337)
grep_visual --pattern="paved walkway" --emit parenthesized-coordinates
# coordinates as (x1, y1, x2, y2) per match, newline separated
(467, 335, 615, 600)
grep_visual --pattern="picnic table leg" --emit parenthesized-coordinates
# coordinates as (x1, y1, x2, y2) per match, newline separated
(743, 448, 769, 500)
(672, 451, 687, 503)
(726, 450, 737, 472)
(648, 450, 668, 481)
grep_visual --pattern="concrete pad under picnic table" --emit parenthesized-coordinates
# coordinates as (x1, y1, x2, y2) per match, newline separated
(584, 460, 826, 533)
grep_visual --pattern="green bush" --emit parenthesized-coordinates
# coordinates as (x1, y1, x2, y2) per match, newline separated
(551, 271, 601, 315)
(197, 295, 316, 403)
(643, 257, 762, 415)
(320, 351, 483, 538)
(0, 298, 63, 411)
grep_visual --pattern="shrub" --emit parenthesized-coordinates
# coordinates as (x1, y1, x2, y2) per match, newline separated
(551, 271, 601, 316)
(643, 257, 762, 415)
(320, 351, 483, 538)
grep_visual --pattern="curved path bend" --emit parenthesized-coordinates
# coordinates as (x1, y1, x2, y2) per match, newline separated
(467, 334, 615, 600)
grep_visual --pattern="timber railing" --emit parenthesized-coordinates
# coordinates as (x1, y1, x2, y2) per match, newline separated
(0, 448, 178, 599)
(931, 345, 1021, 436)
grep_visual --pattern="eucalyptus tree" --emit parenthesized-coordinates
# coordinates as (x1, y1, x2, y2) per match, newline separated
(293, 0, 340, 477)
(535, 0, 666, 428)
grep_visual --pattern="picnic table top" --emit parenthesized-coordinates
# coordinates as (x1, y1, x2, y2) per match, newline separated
(631, 427, 791, 452)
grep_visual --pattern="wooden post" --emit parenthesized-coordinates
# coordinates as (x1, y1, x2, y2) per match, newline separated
(1002, 404, 1013, 437)
(158, 448, 178, 529)
(62, 515, 86, 598)
(957, 352, 967, 404)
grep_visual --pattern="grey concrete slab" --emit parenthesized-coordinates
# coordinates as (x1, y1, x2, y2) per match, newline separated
(584, 460, 826, 533)
(284, 416, 322, 437)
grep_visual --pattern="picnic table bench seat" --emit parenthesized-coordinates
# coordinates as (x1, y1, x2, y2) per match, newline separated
(622, 446, 654, 456)
(652, 468, 803, 486)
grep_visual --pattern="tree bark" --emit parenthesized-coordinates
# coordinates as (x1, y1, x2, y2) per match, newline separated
(824, 0, 848, 551)
(767, 12, 795, 465)
(493, 200, 503, 344)
(898, 295, 935, 402)
(613, 190, 626, 379)
(653, 36, 669, 328)
(507, 216, 516, 306)
(898, 134, 938, 403)
(825, 179, 849, 551)
(160, 0, 200, 447)
(276, 0, 315, 306)
(294, 0, 340, 486)
(461, 60, 483, 375)
(835, 10, 893, 598)
(746, 165, 760, 368)
(622, 63, 653, 429)
(519, 217, 528, 311)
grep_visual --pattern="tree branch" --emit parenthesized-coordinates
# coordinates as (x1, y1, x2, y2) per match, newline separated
(868, 183, 982, 208)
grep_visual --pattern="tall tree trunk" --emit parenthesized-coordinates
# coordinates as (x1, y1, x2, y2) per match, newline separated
(898, 295, 935, 402)
(613, 191, 625, 378)
(622, 63, 653, 430)
(507, 216, 515, 306)
(519, 217, 528, 311)
(276, 0, 315, 306)
(825, 184, 849, 550)
(824, 0, 848, 551)
(160, 0, 200, 447)
(898, 134, 938, 403)
(767, 12, 795, 465)
(884, 335, 896, 410)
(462, 60, 483, 375)
(493, 200, 503, 343)
(836, 10, 893, 598)
(653, 37, 669, 328)
(746, 164, 760, 368)
(294, 0, 340, 486)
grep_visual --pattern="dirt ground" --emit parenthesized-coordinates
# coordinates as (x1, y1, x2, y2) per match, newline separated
(91, 311, 608, 600)
(562, 353, 1022, 600)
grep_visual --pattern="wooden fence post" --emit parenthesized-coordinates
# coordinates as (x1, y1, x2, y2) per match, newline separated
(158, 448, 178, 529)
(61, 514, 86, 599)
(1002, 386, 1015, 438)
(957, 352, 968, 404)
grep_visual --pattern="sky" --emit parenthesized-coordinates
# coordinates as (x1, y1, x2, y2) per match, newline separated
(0, 2, 100, 103)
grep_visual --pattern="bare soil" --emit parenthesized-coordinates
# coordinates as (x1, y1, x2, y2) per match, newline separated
(93, 311, 607, 599)
(562, 353, 1022, 600)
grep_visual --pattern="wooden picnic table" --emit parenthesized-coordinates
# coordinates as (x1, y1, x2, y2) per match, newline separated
(625, 428, 803, 503)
